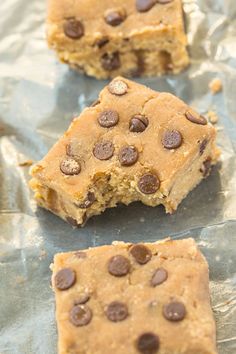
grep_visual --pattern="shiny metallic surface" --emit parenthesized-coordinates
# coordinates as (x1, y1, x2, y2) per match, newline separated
(0, 0, 236, 353)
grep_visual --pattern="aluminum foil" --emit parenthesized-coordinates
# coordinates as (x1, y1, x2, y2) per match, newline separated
(0, 0, 236, 353)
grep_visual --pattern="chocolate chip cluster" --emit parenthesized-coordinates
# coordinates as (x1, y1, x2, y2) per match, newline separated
(54, 244, 187, 353)
(59, 79, 209, 204)
(62, 0, 174, 72)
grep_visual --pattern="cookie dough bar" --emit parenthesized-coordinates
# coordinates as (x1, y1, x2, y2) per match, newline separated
(30, 77, 220, 226)
(51, 238, 217, 354)
(47, 0, 189, 79)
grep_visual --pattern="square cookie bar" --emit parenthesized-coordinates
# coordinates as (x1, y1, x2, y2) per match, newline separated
(30, 77, 220, 227)
(51, 238, 217, 354)
(47, 0, 189, 79)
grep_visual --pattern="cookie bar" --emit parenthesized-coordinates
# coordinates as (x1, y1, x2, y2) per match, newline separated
(30, 77, 219, 226)
(51, 238, 217, 354)
(47, 0, 189, 79)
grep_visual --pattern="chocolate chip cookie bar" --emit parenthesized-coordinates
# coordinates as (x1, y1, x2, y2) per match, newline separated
(47, 0, 189, 79)
(30, 77, 219, 226)
(51, 238, 217, 354)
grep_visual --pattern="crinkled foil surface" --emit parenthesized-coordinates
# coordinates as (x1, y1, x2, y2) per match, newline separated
(0, 0, 236, 353)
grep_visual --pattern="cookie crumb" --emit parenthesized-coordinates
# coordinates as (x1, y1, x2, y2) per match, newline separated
(16, 275, 26, 284)
(207, 110, 218, 124)
(209, 78, 222, 94)
(19, 160, 33, 167)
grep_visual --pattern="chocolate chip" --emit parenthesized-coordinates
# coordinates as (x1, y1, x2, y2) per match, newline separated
(106, 301, 128, 322)
(78, 192, 96, 209)
(98, 110, 119, 128)
(54, 268, 76, 290)
(138, 174, 160, 194)
(75, 251, 87, 259)
(108, 79, 128, 96)
(151, 268, 168, 287)
(93, 141, 114, 160)
(129, 115, 149, 133)
(137, 333, 160, 354)
(105, 11, 126, 26)
(69, 305, 92, 326)
(130, 54, 145, 77)
(64, 19, 84, 39)
(60, 157, 81, 175)
(163, 301, 186, 321)
(199, 139, 208, 155)
(101, 52, 120, 71)
(130, 244, 152, 264)
(108, 255, 130, 276)
(162, 130, 183, 149)
(74, 293, 90, 305)
(185, 111, 207, 125)
(119, 146, 139, 166)
(90, 99, 100, 107)
(136, 0, 156, 12)
(66, 217, 79, 227)
(95, 37, 109, 48)
(200, 158, 212, 177)
(157, 0, 173, 3)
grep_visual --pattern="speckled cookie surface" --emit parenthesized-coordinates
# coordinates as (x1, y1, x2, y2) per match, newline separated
(47, 0, 189, 78)
(51, 238, 217, 354)
(30, 77, 219, 226)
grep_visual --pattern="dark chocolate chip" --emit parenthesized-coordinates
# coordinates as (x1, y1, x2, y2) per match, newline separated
(78, 192, 96, 209)
(199, 139, 208, 155)
(93, 141, 114, 160)
(118, 146, 139, 166)
(74, 293, 90, 305)
(69, 305, 92, 326)
(129, 53, 145, 77)
(66, 217, 79, 227)
(130, 244, 152, 264)
(74, 251, 87, 259)
(64, 19, 84, 39)
(157, 0, 173, 3)
(129, 115, 149, 133)
(105, 301, 128, 322)
(163, 301, 186, 321)
(101, 52, 121, 71)
(200, 158, 212, 177)
(96, 38, 109, 48)
(90, 99, 100, 107)
(162, 130, 183, 149)
(108, 255, 130, 276)
(137, 332, 160, 354)
(136, 0, 156, 12)
(60, 157, 81, 175)
(108, 79, 128, 95)
(138, 174, 160, 194)
(98, 110, 119, 128)
(54, 268, 76, 290)
(151, 268, 168, 287)
(105, 11, 126, 26)
(185, 111, 207, 125)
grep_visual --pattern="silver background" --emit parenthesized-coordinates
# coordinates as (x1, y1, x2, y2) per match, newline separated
(0, 0, 236, 353)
